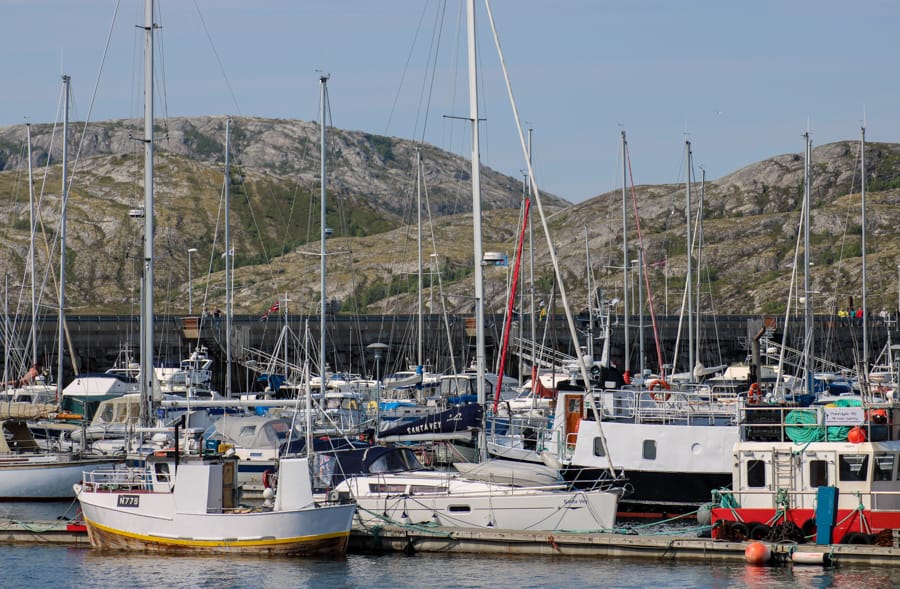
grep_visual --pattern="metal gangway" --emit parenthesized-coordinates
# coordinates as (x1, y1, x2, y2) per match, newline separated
(509, 335, 578, 370)
(760, 336, 852, 376)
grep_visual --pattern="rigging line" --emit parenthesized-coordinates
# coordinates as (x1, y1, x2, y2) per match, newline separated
(484, 0, 603, 448)
(68, 0, 121, 197)
(625, 144, 665, 375)
(385, 0, 434, 135)
(278, 127, 314, 259)
(228, 139, 280, 293)
(414, 0, 448, 143)
(422, 166, 458, 373)
(191, 0, 242, 115)
(154, 0, 172, 141)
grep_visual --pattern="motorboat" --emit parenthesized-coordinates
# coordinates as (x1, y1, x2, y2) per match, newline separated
(75, 450, 355, 554)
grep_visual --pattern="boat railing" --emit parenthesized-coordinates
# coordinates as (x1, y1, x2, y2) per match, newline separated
(81, 468, 155, 492)
(589, 388, 740, 425)
(739, 405, 895, 443)
(486, 413, 553, 453)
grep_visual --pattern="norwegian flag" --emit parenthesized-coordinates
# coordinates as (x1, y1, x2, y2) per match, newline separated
(261, 300, 280, 321)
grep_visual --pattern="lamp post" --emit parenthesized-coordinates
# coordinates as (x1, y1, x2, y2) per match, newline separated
(366, 342, 388, 433)
(187, 248, 198, 315)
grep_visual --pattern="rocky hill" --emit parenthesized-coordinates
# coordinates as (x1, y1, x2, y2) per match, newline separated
(0, 116, 898, 318)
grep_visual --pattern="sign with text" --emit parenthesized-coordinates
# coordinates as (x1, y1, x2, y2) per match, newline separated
(117, 494, 140, 508)
(823, 406, 865, 426)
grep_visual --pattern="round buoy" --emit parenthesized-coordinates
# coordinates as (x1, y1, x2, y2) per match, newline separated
(848, 426, 867, 443)
(696, 503, 713, 526)
(744, 541, 771, 565)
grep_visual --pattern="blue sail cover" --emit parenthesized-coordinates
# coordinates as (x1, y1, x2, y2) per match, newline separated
(378, 403, 483, 438)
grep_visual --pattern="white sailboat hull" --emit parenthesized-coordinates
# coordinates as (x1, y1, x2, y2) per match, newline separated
(333, 471, 619, 531)
(0, 456, 120, 501)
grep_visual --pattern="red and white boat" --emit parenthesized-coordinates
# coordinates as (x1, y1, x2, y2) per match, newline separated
(710, 399, 900, 544)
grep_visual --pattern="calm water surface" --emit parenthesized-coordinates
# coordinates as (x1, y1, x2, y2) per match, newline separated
(2, 503, 898, 589)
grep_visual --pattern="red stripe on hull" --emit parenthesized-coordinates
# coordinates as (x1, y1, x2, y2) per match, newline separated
(711, 507, 900, 543)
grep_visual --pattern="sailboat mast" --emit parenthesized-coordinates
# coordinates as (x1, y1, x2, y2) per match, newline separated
(696, 167, 705, 372)
(467, 0, 486, 412)
(319, 75, 329, 391)
(527, 128, 535, 367)
(57, 74, 70, 397)
(416, 149, 424, 382)
(140, 0, 156, 426)
(685, 141, 694, 383)
(621, 131, 630, 379)
(224, 118, 232, 397)
(803, 132, 813, 396)
(861, 125, 868, 378)
(26, 124, 37, 366)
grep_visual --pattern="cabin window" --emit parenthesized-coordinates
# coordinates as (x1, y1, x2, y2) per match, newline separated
(448, 505, 471, 513)
(593, 437, 606, 457)
(838, 454, 869, 482)
(154, 462, 170, 482)
(410, 485, 448, 494)
(874, 454, 895, 481)
(747, 459, 766, 488)
(808, 460, 828, 487)
(368, 483, 407, 494)
(642, 439, 657, 460)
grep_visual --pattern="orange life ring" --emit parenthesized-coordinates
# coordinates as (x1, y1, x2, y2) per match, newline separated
(262, 469, 274, 489)
(747, 383, 762, 405)
(647, 379, 671, 401)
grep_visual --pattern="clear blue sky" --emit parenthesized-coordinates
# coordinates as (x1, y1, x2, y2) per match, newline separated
(2, 1, 898, 203)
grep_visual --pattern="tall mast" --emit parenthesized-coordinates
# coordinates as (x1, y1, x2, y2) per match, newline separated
(26, 124, 37, 366)
(685, 141, 694, 383)
(803, 132, 813, 396)
(527, 128, 535, 369)
(57, 74, 70, 396)
(319, 75, 329, 391)
(140, 0, 156, 426)
(224, 118, 232, 397)
(860, 125, 868, 378)
(416, 148, 424, 388)
(467, 0, 486, 416)
(621, 131, 629, 379)
(696, 167, 705, 373)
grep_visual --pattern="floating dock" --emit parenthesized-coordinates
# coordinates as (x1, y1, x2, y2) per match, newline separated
(349, 524, 900, 565)
(4, 518, 900, 565)
(0, 519, 90, 547)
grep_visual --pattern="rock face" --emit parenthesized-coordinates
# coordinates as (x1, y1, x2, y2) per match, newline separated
(0, 117, 898, 318)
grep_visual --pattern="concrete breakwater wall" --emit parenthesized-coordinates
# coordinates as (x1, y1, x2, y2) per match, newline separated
(6, 313, 896, 394)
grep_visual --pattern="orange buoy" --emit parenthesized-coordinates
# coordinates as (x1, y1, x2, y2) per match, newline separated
(744, 541, 771, 565)
(848, 426, 867, 443)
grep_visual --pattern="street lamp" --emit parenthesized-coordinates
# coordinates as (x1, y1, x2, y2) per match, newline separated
(187, 248, 198, 314)
(366, 342, 389, 431)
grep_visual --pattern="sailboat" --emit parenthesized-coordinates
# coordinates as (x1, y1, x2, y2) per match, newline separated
(330, 0, 623, 532)
(75, 1, 355, 555)
(0, 77, 123, 500)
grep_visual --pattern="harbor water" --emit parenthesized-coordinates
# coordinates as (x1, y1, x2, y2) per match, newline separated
(2, 503, 899, 588)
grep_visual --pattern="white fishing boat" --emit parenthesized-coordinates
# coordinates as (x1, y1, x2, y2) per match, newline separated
(75, 451, 355, 554)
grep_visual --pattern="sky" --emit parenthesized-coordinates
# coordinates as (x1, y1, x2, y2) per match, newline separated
(2, 1, 899, 203)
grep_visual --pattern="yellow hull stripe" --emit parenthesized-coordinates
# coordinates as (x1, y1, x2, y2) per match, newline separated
(84, 516, 349, 548)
